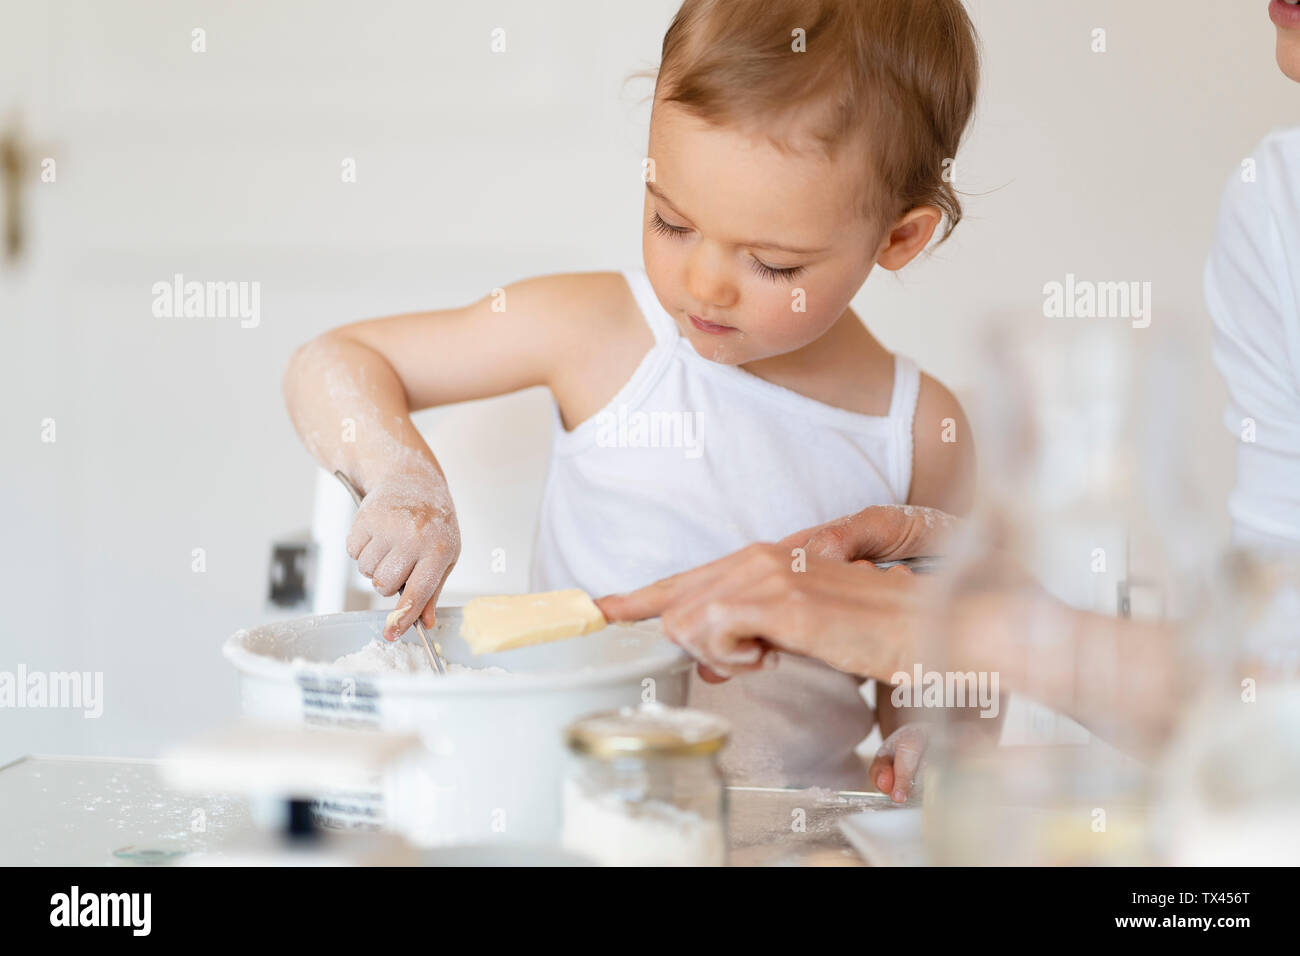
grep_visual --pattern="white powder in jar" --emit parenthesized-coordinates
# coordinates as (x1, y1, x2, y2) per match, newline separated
(560, 778, 725, 867)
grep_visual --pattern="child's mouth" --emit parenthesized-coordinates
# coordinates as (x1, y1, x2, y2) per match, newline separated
(1272, 0, 1300, 29)
(688, 313, 736, 335)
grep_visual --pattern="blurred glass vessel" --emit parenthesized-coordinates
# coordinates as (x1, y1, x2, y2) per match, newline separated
(919, 316, 1221, 865)
(1154, 553, 1300, 865)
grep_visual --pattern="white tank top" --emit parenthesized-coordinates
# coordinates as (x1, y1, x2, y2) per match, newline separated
(531, 267, 921, 789)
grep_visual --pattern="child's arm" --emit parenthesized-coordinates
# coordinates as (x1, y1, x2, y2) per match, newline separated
(282, 272, 636, 637)
(905, 373, 977, 516)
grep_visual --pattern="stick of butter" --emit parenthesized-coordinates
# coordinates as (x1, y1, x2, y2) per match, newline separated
(460, 589, 607, 655)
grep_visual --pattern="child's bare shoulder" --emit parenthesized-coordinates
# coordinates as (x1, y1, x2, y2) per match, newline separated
(502, 270, 646, 343)
(509, 270, 655, 427)
(502, 269, 629, 318)
(909, 372, 976, 516)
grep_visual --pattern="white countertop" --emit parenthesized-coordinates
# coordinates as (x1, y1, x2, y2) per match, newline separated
(0, 755, 905, 866)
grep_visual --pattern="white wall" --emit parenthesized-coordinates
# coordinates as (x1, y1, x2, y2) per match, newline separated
(0, 0, 1291, 762)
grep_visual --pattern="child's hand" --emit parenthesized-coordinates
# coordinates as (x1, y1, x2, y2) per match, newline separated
(868, 722, 930, 804)
(345, 468, 461, 640)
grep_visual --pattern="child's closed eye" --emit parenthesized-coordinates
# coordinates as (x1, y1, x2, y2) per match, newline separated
(649, 209, 691, 239)
(649, 211, 807, 284)
(749, 258, 806, 284)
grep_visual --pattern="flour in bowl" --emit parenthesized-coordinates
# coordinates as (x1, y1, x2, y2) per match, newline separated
(327, 639, 510, 676)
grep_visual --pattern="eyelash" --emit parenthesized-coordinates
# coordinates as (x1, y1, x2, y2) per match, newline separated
(750, 259, 806, 284)
(648, 210, 807, 284)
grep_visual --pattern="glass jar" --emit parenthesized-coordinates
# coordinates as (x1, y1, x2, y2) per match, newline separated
(560, 704, 729, 866)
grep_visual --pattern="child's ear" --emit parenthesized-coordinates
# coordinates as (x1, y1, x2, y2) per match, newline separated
(874, 206, 942, 272)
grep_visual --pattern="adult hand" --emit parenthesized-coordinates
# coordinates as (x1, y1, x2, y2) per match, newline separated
(777, 504, 961, 564)
(596, 543, 926, 683)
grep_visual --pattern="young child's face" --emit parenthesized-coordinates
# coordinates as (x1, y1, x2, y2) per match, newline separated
(643, 101, 883, 365)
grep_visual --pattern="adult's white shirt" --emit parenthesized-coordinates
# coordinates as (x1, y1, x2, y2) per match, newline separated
(1205, 126, 1300, 551)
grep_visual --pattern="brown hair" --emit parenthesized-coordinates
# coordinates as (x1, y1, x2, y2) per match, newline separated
(641, 0, 980, 243)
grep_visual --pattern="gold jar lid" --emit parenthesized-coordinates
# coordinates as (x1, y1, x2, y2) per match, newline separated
(565, 703, 730, 758)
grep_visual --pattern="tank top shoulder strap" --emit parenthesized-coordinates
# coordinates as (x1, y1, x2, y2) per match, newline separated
(887, 353, 922, 502)
(620, 268, 680, 346)
(887, 353, 922, 426)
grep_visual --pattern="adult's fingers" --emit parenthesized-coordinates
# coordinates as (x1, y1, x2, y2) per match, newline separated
(665, 593, 796, 677)
(595, 547, 754, 622)
(689, 560, 923, 680)
(660, 545, 791, 636)
(594, 587, 669, 624)
(775, 510, 897, 561)
(660, 550, 797, 665)
(775, 521, 825, 552)
(805, 507, 916, 561)
(787, 505, 960, 564)
(696, 663, 730, 683)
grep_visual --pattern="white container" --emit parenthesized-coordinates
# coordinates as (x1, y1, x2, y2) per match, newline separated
(222, 608, 690, 846)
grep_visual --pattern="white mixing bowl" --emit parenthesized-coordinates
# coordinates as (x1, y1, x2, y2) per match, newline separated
(223, 608, 690, 845)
